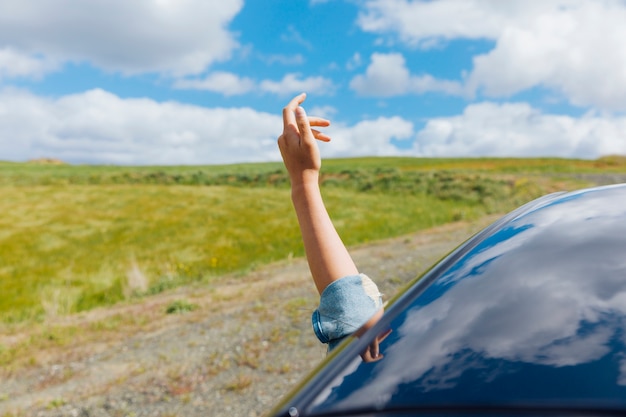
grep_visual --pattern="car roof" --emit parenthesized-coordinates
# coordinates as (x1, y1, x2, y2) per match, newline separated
(272, 183, 626, 417)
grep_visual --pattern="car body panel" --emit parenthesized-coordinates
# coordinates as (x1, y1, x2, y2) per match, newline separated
(270, 184, 626, 416)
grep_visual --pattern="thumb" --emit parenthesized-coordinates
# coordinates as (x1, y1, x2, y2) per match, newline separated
(295, 106, 313, 141)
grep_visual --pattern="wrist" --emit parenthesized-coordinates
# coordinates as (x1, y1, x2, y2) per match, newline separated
(291, 179, 321, 201)
(291, 180, 321, 207)
(290, 171, 319, 191)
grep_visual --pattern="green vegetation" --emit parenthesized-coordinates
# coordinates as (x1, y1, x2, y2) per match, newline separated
(165, 300, 198, 314)
(1, 156, 625, 324)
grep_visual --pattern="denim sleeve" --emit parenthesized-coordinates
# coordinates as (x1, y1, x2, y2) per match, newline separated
(311, 273, 383, 351)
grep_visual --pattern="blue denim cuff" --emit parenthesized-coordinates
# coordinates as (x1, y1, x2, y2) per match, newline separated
(311, 274, 382, 351)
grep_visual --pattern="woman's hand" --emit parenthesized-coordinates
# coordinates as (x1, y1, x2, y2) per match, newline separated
(277, 93, 331, 188)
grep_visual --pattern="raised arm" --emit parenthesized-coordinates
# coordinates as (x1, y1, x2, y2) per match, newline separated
(277, 93, 358, 295)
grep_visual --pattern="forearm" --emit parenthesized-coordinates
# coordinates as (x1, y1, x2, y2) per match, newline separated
(278, 94, 384, 355)
(291, 182, 359, 295)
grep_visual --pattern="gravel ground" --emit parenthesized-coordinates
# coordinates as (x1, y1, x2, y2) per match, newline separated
(0, 213, 576, 417)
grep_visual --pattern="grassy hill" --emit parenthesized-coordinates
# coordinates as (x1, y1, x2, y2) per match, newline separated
(1, 156, 625, 325)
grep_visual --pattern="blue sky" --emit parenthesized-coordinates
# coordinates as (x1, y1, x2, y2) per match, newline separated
(1, 0, 625, 165)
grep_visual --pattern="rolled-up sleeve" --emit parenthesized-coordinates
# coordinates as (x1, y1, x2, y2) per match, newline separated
(311, 274, 383, 351)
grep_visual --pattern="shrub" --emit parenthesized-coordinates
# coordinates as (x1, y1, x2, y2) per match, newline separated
(165, 300, 198, 314)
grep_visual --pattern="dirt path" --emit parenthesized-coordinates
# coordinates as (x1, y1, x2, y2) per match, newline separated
(0, 215, 498, 417)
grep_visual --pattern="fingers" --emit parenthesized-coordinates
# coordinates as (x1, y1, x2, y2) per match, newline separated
(311, 129, 331, 142)
(282, 93, 330, 127)
(308, 116, 330, 127)
(282, 93, 306, 131)
(358, 327, 392, 362)
(370, 340, 380, 359)
(295, 106, 313, 143)
(378, 329, 392, 343)
(360, 340, 384, 363)
(281, 93, 331, 143)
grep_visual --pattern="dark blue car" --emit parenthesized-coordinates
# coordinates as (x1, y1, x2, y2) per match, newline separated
(270, 183, 626, 417)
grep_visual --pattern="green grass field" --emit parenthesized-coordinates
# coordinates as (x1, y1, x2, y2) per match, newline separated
(1, 156, 625, 325)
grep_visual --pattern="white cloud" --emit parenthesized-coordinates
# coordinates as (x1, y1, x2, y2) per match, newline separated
(0, 88, 282, 165)
(259, 73, 335, 96)
(174, 72, 336, 97)
(322, 117, 415, 158)
(0, 47, 60, 80)
(262, 54, 305, 66)
(173, 72, 255, 96)
(281, 25, 314, 50)
(0, 0, 243, 77)
(323, 101, 626, 160)
(466, 1, 626, 111)
(350, 53, 464, 96)
(346, 52, 363, 71)
(412, 102, 626, 158)
(357, 0, 626, 111)
(357, 0, 514, 46)
(309, 105, 338, 119)
(2, 89, 624, 166)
